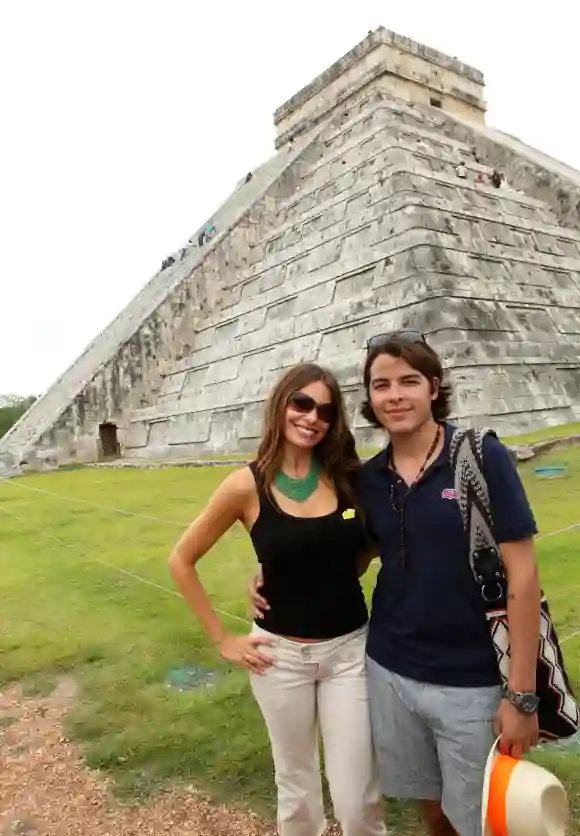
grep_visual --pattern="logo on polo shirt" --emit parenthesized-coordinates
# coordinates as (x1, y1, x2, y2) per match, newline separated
(441, 488, 457, 500)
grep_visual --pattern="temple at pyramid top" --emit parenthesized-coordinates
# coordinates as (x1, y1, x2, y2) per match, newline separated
(274, 27, 486, 149)
(2, 26, 580, 475)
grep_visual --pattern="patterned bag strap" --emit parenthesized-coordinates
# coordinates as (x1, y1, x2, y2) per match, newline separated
(449, 427, 500, 580)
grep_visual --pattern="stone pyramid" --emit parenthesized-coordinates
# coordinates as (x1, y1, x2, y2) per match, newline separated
(2, 27, 580, 474)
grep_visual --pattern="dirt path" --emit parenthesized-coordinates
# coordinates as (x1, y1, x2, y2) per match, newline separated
(0, 678, 278, 836)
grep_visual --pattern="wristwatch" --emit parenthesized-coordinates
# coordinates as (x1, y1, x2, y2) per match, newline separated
(503, 685, 540, 715)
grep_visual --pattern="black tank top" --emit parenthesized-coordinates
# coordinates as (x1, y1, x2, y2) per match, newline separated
(248, 462, 369, 639)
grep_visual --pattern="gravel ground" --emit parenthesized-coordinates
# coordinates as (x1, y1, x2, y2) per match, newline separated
(0, 678, 288, 836)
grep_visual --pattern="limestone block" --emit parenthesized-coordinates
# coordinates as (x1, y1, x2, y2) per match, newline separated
(271, 333, 323, 370)
(241, 276, 261, 300)
(182, 366, 208, 394)
(549, 309, 580, 335)
(264, 234, 285, 256)
(266, 297, 297, 322)
(205, 356, 243, 385)
(238, 307, 268, 335)
(295, 281, 336, 315)
(300, 213, 325, 238)
(483, 222, 534, 250)
(168, 412, 211, 445)
(505, 307, 558, 337)
(335, 267, 376, 300)
(307, 239, 343, 272)
(214, 318, 239, 343)
(346, 191, 373, 219)
(319, 202, 350, 231)
(556, 238, 580, 259)
(558, 368, 580, 397)
(319, 321, 382, 360)
(233, 374, 271, 403)
(342, 225, 374, 258)
(330, 353, 365, 387)
(534, 232, 565, 256)
(148, 420, 170, 449)
(501, 200, 537, 220)
(125, 421, 150, 448)
(209, 408, 245, 450)
(159, 372, 186, 397)
(241, 348, 276, 377)
(286, 253, 311, 282)
(238, 403, 265, 440)
(336, 168, 362, 195)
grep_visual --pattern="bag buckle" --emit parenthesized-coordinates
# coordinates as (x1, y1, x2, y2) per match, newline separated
(473, 547, 505, 603)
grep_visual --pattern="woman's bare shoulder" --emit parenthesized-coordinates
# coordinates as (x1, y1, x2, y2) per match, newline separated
(218, 465, 257, 501)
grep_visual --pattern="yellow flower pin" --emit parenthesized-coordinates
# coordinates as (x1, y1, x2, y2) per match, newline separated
(342, 508, 356, 520)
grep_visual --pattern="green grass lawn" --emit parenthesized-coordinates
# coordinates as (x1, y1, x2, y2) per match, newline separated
(502, 421, 580, 446)
(1, 443, 579, 832)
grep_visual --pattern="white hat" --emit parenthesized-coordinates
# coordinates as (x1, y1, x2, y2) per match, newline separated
(482, 739, 568, 836)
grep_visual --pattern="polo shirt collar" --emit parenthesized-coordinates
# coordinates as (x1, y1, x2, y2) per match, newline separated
(379, 420, 455, 473)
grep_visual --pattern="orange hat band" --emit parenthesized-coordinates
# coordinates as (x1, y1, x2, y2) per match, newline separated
(487, 754, 518, 836)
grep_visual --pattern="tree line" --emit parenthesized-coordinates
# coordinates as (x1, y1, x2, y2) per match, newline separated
(0, 397, 37, 439)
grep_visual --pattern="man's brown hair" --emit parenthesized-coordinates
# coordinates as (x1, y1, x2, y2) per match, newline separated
(361, 340, 453, 428)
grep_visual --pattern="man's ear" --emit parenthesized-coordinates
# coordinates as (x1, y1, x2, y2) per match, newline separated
(430, 377, 440, 402)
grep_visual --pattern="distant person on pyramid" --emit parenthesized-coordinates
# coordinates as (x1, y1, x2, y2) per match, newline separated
(455, 161, 467, 179)
(196, 223, 216, 248)
(169, 363, 387, 836)
(475, 171, 486, 185)
(491, 169, 504, 188)
(250, 333, 545, 836)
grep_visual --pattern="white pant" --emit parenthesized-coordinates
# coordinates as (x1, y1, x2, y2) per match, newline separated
(250, 624, 386, 836)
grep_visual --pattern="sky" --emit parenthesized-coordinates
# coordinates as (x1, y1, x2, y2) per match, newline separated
(1, 0, 578, 396)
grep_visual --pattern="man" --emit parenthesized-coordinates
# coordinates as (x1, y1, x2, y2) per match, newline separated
(356, 331, 541, 836)
(251, 332, 541, 836)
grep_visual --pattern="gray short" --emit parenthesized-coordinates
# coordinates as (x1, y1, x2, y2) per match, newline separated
(367, 656, 502, 836)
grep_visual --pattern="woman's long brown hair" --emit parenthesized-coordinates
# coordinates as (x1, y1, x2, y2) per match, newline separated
(255, 363, 360, 508)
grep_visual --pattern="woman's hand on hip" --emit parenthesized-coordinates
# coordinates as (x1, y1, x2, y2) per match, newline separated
(218, 633, 275, 674)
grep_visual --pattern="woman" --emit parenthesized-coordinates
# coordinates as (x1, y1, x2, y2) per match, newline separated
(168, 362, 386, 836)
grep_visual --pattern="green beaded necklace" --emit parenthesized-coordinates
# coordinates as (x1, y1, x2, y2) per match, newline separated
(274, 457, 322, 503)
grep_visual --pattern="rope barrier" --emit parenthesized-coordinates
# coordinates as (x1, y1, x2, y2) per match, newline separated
(0, 480, 187, 527)
(0, 502, 251, 627)
(1, 476, 579, 639)
(3, 478, 580, 542)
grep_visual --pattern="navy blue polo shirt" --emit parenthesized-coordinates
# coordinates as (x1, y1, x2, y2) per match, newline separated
(356, 422, 537, 688)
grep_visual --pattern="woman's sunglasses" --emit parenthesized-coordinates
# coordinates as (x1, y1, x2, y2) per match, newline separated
(366, 330, 427, 351)
(287, 392, 337, 425)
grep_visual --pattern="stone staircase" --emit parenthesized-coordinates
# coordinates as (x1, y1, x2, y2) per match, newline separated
(0, 124, 327, 472)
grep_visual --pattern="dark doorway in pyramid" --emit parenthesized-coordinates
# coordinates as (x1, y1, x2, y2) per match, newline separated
(98, 422, 120, 459)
